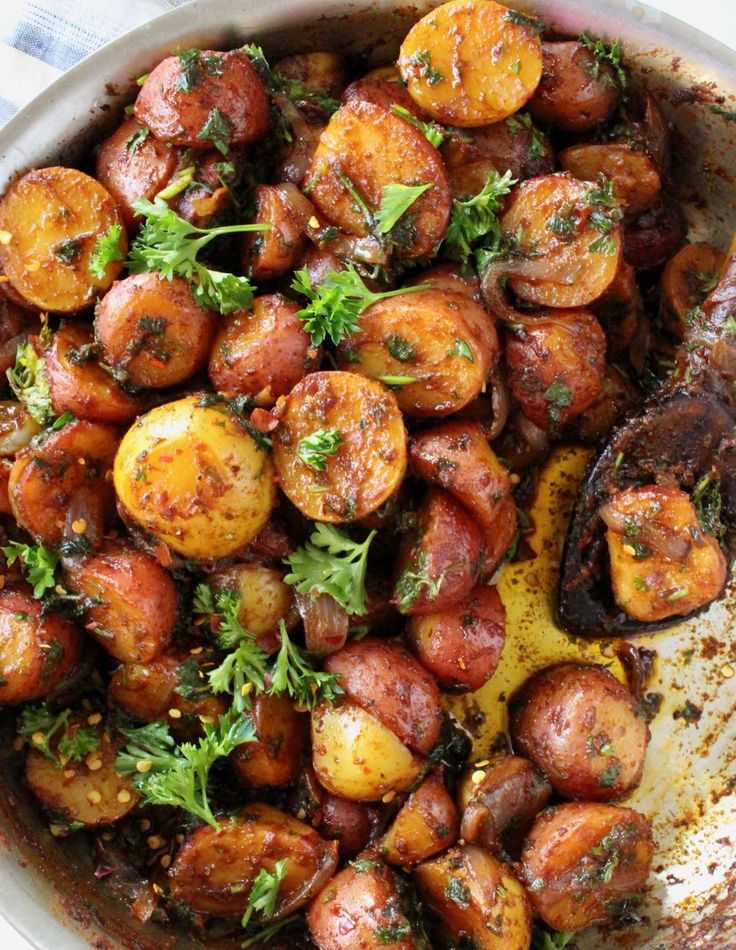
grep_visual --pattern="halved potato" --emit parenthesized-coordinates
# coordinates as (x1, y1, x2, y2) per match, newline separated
(381, 772, 458, 866)
(559, 143, 661, 216)
(660, 241, 725, 337)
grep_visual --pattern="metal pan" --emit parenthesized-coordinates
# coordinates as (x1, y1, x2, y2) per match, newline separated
(0, 1, 734, 947)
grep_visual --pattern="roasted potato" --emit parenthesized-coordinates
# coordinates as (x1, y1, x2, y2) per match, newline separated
(510, 663, 650, 801)
(0, 402, 41, 456)
(565, 365, 640, 445)
(319, 795, 375, 860)
(415, 844, 533, 949)
(167, 149, 234, 229)
(559, 143, 661, 216)
(168, 802, 338, 914)
(624, 197, 687, 271)
(232, 691, 309, 787)
(276, 51, 345, 110)
(0, 166, 126, 312)
(602, 484, 727, 622)
(134, 49, 269, 149)
(323, 638, 442, 755)
(209, 563, 297, 644)
(95, 273, 217, 389)
(405, 263, 482, 302)
(407, 584, 506, 691)
(311, 700, 424, 801)
(381, 771, 458, 866)
(660, 241, 725, 337)
(520, 803, 655, 931)
(398, 0, 543, 127)
(241, 185, 308, 280)
(272, 371, 407, 522)
(208, 293, 317, 404)
(504, 309, 606, 430)
(336, 288, 498, 417)
(0, 589, 83, 704)
(342, 78, 425, 120)
(114, 395, 276, 559)
(589, 259, 642, 353)
(393, 488, 484, 615)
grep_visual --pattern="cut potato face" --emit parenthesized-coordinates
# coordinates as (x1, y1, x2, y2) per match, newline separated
(559, 143, 661, 216)
(113, 395, 276, 559)
(398, 0, 543, 127)
(272, 371, 407, 522)
(0, 166, 126, 312)
(660, 241, 725, 337)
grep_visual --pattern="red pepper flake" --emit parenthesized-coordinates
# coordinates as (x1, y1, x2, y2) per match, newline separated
(250, 408, 279, 433)
(154, 543, 173, 568)
(158, 454, 174, 463)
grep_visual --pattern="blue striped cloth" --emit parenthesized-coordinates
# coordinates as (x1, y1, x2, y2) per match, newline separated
(0, 0, 190, 129)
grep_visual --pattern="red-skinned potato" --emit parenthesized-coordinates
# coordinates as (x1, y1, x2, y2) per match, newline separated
(0, 588, 83, 704)
(393, 489, 484, 615)
(241, 185, 308, 280)
(0, 402, 41, 457)
(276, 52, 345, 113)
(520, 803, 655, 931)
(134, 49, 269, 148)
(319, 794, 375, 860)
(323, 637, 442, 756)
(0, 459, 12, 514)
(590, 259, 642, 353)
(308, 854, 420, 949)
(624, 198, 687, 271)
(208, 293, 317, 405)
(407, 584, 506, 691)
(564, 365, 640, 446)
(64, 543, 178, 664)
(342, 78, 425, 119)
(168, 150, 234, 229)
(414, 845, 533, 949)
(232, 691, 309, 787)
(405, 263, 482, 302)
(168, 802, 338, 915)
(509, 663, 650, 801)
(381, 772, 458, 866)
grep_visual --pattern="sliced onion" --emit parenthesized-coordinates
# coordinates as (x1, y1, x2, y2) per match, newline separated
(598, 501, 692, 561)
(481, 259, 580, 328)
(276, 181, 315, 229)
(516, 411, 548, 454)
(0, 400, 41, 455)
(488, 367, 510, 440)
(61, 485, 105, 558)
(297, 591, 349, 655)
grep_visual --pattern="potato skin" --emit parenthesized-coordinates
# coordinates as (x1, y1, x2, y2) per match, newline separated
(9, 419, 118, 547)
(393, 488, 484, 615)
(272, 371, 407, 523)
(45, 324, 141, 425)
(64, 543, 178, 663)
(241, 185, 308, 281)
(134, 50, 269, 148)
(208, 293, 317, 405)
(510, 663, 649, 801)
(323, 638, 442, 755)
(319, 795, 375, 860)
(381, 772, 458, 866)
(306, 100, 451, 258)
(0, 166, 126, 313)
(504, 309, 606, 430)
(232, 691, 309, 787)
(442, 116, 554, 190)
(407, 584, 506, 691)
(398, 0, 543, 127)
(114, 395, 276, 559)
(0, 589, 83, 704)
(342, 78, 425, 120)
(168, 802, 338, 915)
(311, 700, 424, 802)
(520, 803, 655, 931)
(95, 273, 217, 389)
(559, 143, 661, 216)
(624, 198, 687, 271)
(415, 844, 532, 949)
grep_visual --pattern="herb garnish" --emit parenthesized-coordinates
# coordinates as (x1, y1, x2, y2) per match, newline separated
(7, 340, 53, 425)
(297, 428, 344, 471)
(88, 223, 125, 280)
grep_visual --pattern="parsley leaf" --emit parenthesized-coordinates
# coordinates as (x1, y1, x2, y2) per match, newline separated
(504, 9, 546, 31)
(7, 340, 53, 425)
(241, 915, 300, 949)
(284, 523, 376, 615)
(692, 474, 723, 537)
(297, 428, 343, 471)
(505, 111, 546, 159)
(711, 103, 736, 122)
(443, 170, 517, 265)
(579, 32, 628, 90)
(126, 125, 150, 154)
(531, 926, 576, 949)
(543, 380, 572, 425)
(128, 197, 268, 314)
(2, 541, 59, 598)
(376, 182, 432, 235)
(269, 620, 343, 709)
(88, 223, 125, 280)
(394, 550, 445, 613)
(409, 49, 445, 85)
(390, 105, 447, 148)
(17, 703, 99, 766)
(242, 860, 287, 930)
(197, 107, 233, 155)
(290, 264, 428, 347)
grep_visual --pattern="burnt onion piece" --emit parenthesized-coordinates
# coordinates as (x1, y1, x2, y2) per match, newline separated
(557, 249, 736, 636)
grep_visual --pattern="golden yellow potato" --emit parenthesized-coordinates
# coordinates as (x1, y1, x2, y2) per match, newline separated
(660, 241, 724, 337)
(558, 143, 661, 216)
(398, 0, 543, 127)
(114, 395, 276, 559)
(381, 772, 458, 866)
(311, 700, 423, 801)
(211, 563, 297, 639)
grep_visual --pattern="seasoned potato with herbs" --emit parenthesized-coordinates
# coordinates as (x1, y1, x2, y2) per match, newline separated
(308, 855, 421, 949)
(660, 241, 724, 337)
(323, 638, 442, 755)
(241, 185, 308, 280)
(95, 273, 217, 389)
(528, 40, 621, 131)
(311, 700, 424, 801)
(134, 49, 269, 149)
(381, 772, 458, 866)
(95, 118, 179, 228)
(393, 489, 484, 615)
(64, 543, 178, 664)
(169, 802, 338, 914)
(276, 51, 345, 110)
(590, 259, 642, 353)
(415, 845, 533, 949)
(602, 485, 727, 622)
(559, 143, 661, 216)
(25, 721, 139, 828)
(232, 691, 309, 787)
(167, 150, 235, 229)
(520, 803, 655, 931)
(208, 293, 317, 404)
(504, 309, 607, 430)
(407, 584, 506, 691)
(318, 794, 375, 860)
(113, 395, 276, 559)
(398, 0, 543, 127)
(342, 78, 425, 120)
(209, 563, 298, 644)
(624, 197, 687, 271)
(510, 663, 649, 801)
(0, 166, 126, 312)
(45, 324, 141, 425)
(0, 589, 83, 704)
(0, 402, 41, 457)
(272, 371, 407, 523)
(306, 101, 452, 258)
(336, 289, 498, 417)
(9, 419, 118, 547)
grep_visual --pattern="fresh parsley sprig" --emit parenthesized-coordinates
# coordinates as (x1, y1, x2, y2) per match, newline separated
(128, 197, 270, 314)
(531, 925, 576, 949)
(7, 340, 53, 425)
(242, 44, 339, 116)
(291, 264, 428, 346)
(241, 860, 287, 930)
(443, 170, 517, 266)
(376, 182, 432, 235)
(297, 428, 343, 471)
(269, 620, 343, 708)
(579, 32, 628, 91)
(89, 223, 126, 280)
(18, 703, 99, 765)
(390, 105, 447, 149)
(2, 541, 59, 598)
(284, 523, 376, 615)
